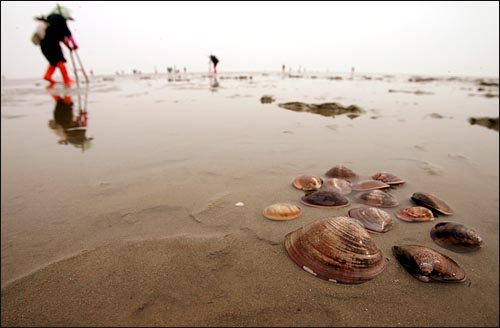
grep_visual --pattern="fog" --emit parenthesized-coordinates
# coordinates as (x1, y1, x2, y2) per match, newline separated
(1, 1, 499, 79)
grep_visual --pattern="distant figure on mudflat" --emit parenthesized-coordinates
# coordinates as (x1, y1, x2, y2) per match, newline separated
(35, 5, 78, 87)
(209, 55, 219, 74)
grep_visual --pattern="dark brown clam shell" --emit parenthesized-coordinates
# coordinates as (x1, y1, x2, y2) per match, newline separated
(392, 245, 466, 283)
(321, 178, 352, 195)
(395, 206, 434, 222)
(356, 190, 399, 207)
(263, 203, 302, 221)
(411, 192, 453, 215)
(352, 179, 390, 191)
(301, 189, 350, 208)
(292, 174, 323, 191)
(285, 216, 387, 284)
(430, 222, 483, 252)
(325, 164, 359, 182)
(371, 172, 405, 185)
(348, 207, 394, 233)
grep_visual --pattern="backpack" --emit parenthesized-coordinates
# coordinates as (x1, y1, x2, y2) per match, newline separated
(31, 20, 48, 45)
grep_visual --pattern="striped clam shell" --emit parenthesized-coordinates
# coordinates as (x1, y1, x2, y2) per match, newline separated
(321, 178, 352, 195)
(371, 172, 405, 185)
(348, 207, 394, 233)
(395, 206, 434, 222)
(356, 190, 399, 207)
(352, 179, 390, 191)
(285, 216, 387, 284)
(411, 192, 453, 215)
(301, 189, 350, 208)
(292, 174, 323, 191)
(263, 203, 302, 221)
(325, 164, 359, 182)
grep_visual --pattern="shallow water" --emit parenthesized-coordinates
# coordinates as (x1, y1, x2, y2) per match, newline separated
(1, 72, 499, 326)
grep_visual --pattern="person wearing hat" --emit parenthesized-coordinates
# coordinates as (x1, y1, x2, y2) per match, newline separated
(39, 5, 78, 87)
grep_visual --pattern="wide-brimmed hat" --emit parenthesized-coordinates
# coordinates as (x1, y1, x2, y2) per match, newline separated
(51, 4, 74, 20)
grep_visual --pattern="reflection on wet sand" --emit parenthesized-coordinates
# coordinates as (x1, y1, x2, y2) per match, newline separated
(209, 74, 219, 93)
(47, 86, 93, 151)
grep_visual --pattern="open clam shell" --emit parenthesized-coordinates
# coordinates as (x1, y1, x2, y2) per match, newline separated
(285, 216, 387, 284)
(395, 206, 434, 222)
(292, 175, 323, 191)
(371, 172, 405, 185)
(430, 222, 483, 252)
(325, 164, 359, 182)
(263, 203, 302, 221)
(352, 179, 390, 191)
(356, 190, 399, 207)
(300, 189, 350, 208)
(392, 245, 466, 283)
(348, 207, 394, 233)
(411, 192, 453, 215)
(322, 178, 352, 195)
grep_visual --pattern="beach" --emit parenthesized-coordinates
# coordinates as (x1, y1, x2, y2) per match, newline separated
(1, 71, 499, 326)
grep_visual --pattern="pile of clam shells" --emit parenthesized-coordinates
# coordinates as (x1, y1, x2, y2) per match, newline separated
(263, 164, 483, 284)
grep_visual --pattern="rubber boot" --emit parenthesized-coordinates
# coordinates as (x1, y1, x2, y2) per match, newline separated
(44, 65, 56, 84)
(56, 61, 73, 87)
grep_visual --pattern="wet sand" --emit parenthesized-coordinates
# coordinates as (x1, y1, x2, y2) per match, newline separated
(1, 72, 499, 326)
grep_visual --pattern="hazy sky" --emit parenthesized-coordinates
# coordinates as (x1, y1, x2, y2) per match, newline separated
(1, 1, 499, 79)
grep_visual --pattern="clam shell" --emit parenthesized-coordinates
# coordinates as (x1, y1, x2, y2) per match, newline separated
(285, 216, 387, 284)
(352, 179, 390, 191)
(292, 175, 323, 191)
(430, 222, 483, 252)
(411, 192, 453, 215)
(300, 189, 350, 208)
(392, 245, 466, 283)
(325, 164, 359, 182)
(395, 206, 434, 222)
(371, 172, 405, 185)
(321, 178, 352, 195)
(348, 207, 394, 233)
(356, 190, 399, 207)
(263, 203, 302, 221)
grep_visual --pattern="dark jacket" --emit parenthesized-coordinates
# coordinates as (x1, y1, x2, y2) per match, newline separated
(210, 55, 219, 66)
(41, 14, 72, 66)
